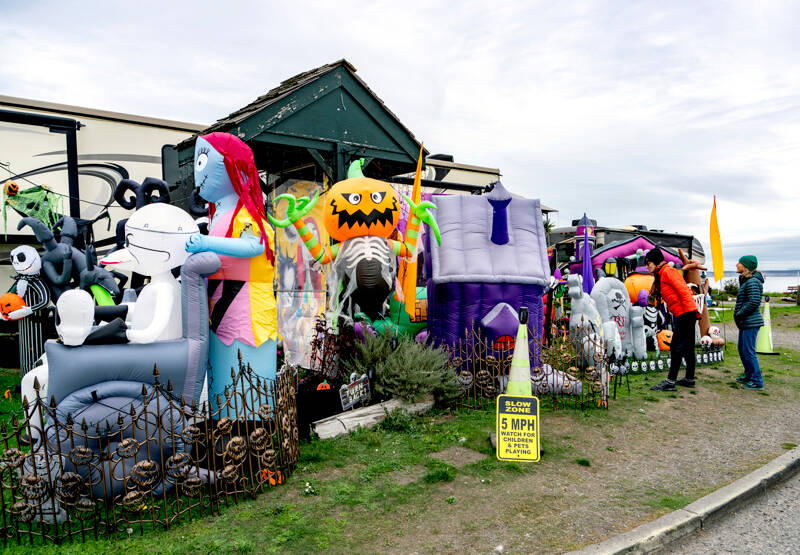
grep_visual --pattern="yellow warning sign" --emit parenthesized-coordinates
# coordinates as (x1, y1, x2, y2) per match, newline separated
(496, 394, 540, 462)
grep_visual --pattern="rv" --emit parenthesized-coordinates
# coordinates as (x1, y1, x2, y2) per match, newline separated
(550, 220, 704, 266)
(0, 95, 204, 280)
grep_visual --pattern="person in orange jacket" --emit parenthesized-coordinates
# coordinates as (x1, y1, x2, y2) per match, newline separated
(645, 248, 699, 391)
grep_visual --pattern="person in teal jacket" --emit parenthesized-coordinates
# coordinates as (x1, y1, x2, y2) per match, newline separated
(734, 255, 764, 390)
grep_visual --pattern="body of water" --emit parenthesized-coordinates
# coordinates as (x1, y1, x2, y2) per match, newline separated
(709, 272, 800, 294)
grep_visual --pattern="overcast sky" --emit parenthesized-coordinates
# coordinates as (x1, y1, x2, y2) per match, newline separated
(2, 0, 799, 270)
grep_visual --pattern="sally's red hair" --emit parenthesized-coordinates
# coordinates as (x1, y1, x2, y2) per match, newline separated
(201, 132, 274, 264)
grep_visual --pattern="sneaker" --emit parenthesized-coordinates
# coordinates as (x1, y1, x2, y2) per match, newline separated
(676, 378, 696, 388)
(735, 375, 749, 384)
(741, 381, 763, 390)
(650, 380, 677, 391)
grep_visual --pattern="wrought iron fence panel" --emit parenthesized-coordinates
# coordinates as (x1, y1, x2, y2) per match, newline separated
(0, 357, 298, 547)
(449, 320, 611, 411)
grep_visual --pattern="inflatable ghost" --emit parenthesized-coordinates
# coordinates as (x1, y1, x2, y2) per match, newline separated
(630, 305, 646, 359)
(268, 159, 440, 322)
(568, 273, 603, 365)
(568, 274, 602, 334)
(21, 203, 200, 443)
(101, 203, 198, 343)
(186, 132, 277, 409)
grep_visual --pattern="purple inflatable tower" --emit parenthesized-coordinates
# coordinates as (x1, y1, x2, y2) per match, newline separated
(423, 182, 551, 350)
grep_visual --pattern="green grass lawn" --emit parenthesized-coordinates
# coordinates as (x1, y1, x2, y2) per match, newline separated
(708, 300, 799, 325)
(0, 367, 23, 428)
(3, 339, 794, 554)
(1, 316, 798, 554)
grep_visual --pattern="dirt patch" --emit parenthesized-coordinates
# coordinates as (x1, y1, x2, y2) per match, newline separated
(392, 465, 427, 486)
(310, 463, 366, 482)
(430, 413, 457, 425)
(429, 445, 488, 468)
(381, 354, 800, 553)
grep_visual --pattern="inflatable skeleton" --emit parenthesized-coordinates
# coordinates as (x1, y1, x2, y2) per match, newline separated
(2, 245, 49, 320)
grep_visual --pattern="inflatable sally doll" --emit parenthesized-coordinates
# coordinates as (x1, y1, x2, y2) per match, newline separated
(186, 132, 277, 409)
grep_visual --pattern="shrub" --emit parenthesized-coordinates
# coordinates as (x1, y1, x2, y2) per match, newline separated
(345, 333, 462, 406)
(722, 277, 739, 297)
(375, 336, 459, 405)
(343, 332, 394, 378)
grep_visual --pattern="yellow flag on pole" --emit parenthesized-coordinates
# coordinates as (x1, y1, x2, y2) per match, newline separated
(400, 143, 424, 319)
(710, 196, 724, 282)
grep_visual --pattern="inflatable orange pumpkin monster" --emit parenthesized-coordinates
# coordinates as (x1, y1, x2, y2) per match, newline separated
(323, 176, 400, 242)
(0, 292, 26, 320)
(268, 159, 440, 321)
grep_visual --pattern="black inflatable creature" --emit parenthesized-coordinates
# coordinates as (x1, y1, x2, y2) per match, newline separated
(112, 177, 172, 248)
(18, 216, 119, 302)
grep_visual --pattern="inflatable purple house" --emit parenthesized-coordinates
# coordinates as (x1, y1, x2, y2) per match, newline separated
(423, 182, 551, 350)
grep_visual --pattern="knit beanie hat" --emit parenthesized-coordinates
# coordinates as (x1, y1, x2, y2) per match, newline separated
(739, 255, 758, 271)
(644, 248, 664, 265)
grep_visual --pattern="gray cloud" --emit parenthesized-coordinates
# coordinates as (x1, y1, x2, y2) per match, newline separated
(2, 0, 799, 270)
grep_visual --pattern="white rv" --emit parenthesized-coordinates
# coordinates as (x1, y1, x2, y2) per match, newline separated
(0, 95, 204, 281)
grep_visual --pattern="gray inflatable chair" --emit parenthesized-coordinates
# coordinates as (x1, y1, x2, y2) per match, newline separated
(44, 252, 220, 499)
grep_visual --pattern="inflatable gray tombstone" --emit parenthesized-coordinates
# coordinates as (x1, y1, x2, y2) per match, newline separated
(630, 305, 646, 360)
(591, 277, 637, 358)
(43, 251, 219, 500)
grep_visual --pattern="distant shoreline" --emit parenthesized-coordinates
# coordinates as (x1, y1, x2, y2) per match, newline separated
(719, 270, 799, 276)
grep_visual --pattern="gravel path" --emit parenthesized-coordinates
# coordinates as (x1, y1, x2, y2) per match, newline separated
(664, 471, 800, 554)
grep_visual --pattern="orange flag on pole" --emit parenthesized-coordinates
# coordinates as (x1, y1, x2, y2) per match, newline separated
(709, 196, 724, 283)
(400, 143, 424, 319)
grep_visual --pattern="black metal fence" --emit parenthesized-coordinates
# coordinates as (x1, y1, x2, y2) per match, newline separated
(449, 320, 726, 411)
(448, 323, 611, 411)
(0, 359, 298, 547)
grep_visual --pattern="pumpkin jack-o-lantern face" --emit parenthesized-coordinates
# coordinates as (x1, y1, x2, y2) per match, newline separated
(324, 177, 400, 242)
(0, 292, 26, 320)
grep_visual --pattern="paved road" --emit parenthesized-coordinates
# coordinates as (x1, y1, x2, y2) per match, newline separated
(664, 471, 800, 554)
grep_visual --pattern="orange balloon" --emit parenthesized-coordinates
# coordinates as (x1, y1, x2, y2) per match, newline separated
(0, 292, 26, 320)
(624, 273, 654, 304)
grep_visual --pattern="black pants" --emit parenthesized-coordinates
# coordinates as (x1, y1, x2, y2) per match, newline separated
(667, 311, 697, 381)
